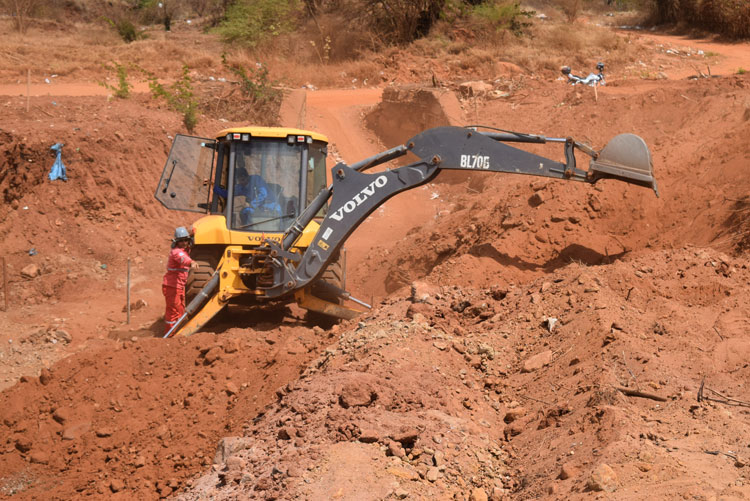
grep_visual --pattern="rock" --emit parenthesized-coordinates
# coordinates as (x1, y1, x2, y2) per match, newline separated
(96, 427, 114, 438)
(62, 421, 91, 441)
(134, 455, 146, 468)
(277, 426, 295, 441)
(433, 450, 445, 466)
(735, 455, 746, 468)
(39, 368, 52, 385)
(521, 350, 553, 373)
(503, 407, 527, 423)
(109, 479, 125, 493)
(339, 382, 376, 408)
(225, 456, 246, 472)
(587, 194, 602, 212)
(29, 450, 49, 464)
(503, 422, 524, 440)
(287, 465, 303, 477)
(387, 466, 419, 481)
(387, 440, 406, 458)
(122, 298, 147, 312)
(15, 438, 32, 453)
(426, 467, 440, 482)
(586, 463, 618, 492)
(459, 81, 493, 97)
(407, 302, 432, 321)
(225, 382, 239, 396)
(358, 428, 379, 443)
(393, 428, 420, 446)
(452, 341, 467, 354)
(214, 437, 253, 464)
(53, 329, 72, 344)
(21, 264, 40, 279)
(558, 463, 577, 480)
(412, 313, 427, 324)
(636, 462, 652, 472)
(395, 488, 409, 499)
(411, 281, 440, 303)
(52, 407, 71, 425)
(203, 347, 222, 365)
(223, 339, 240, 354)
(469, 488, 488, 501)
(528, 192, 545, 207)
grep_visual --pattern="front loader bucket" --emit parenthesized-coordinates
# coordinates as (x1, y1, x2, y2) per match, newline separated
(589, 134, 658, 196)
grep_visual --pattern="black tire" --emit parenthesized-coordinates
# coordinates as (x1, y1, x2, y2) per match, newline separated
(306, 252, 346, 326)
(310, 251, 346, 304)
(186, 246, 222, 304)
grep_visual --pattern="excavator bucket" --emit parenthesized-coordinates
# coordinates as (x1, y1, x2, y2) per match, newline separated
(589, 134, 658, 196)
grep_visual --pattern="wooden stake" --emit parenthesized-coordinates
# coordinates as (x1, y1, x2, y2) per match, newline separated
(26, 69, 30, 113)
(2, 257, 8, 312)
(126, 258, 131, 324)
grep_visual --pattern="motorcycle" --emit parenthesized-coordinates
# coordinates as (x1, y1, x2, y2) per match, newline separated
(562, 62, 605, 86)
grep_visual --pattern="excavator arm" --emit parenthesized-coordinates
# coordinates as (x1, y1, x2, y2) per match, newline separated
(262, 125, 656, 299)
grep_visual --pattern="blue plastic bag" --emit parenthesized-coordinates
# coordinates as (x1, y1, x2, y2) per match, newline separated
(48, 143, 68, 181)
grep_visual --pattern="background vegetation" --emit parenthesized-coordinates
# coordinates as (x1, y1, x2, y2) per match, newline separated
(2, 0, 747, 42)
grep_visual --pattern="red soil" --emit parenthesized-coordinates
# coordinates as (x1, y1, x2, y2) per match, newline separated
(1, 19, 750, 501)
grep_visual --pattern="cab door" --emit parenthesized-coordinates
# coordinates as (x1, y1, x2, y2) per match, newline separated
(155, 134, 216, 213)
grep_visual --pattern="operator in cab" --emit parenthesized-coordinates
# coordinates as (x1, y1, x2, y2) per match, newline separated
(232, 167, 280, 225)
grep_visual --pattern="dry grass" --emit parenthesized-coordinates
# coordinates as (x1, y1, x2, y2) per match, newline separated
(725, 196, 750, 253)
(0, 18, 225, 83)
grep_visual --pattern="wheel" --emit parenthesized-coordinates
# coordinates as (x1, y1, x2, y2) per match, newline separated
(186, 245, 222, 304)
(310, 251, 345, 304)
(306, 251, 346, 325)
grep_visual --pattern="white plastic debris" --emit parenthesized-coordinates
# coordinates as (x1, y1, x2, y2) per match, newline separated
(545, 317, 558, 333)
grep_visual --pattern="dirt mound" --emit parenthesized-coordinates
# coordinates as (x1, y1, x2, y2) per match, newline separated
(181, 246, 750, 500)
(357, 74, 750, 299)
(0, 324, 332, 499)
(0, 132, 48, 206)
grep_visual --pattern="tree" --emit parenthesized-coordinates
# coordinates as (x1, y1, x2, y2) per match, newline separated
(3, 0, 41, 33)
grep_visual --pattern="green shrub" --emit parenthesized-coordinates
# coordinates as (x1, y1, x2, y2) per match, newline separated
(99, 62, 132, 99)
(103, 16, 145, 43)
(471, 1, 534, 36)
(222, 55, 281, 105)
(215, 0, 300, 47)
(145, 65, 199, 132)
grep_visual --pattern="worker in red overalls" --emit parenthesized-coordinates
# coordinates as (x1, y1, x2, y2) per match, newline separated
(162, 226, 197, 335)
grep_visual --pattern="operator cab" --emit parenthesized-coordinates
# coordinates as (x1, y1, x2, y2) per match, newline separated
(155, 127, 329, 234)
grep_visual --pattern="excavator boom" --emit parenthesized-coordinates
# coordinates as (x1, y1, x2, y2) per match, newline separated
(262, 125, 656, 300)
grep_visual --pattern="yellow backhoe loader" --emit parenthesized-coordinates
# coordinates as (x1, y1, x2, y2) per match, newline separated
(155, 125, 657, 337)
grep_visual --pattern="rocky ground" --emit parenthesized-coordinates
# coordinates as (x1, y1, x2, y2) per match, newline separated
(1, 9, 750, 501)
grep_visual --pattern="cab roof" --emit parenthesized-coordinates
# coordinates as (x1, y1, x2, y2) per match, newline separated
(216, 126, 328, 143)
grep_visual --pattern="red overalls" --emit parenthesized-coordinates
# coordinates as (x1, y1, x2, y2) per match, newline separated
(162, 246, 194, 334)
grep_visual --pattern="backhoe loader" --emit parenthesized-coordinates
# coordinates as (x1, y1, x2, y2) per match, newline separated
(155, 125, 657, 338)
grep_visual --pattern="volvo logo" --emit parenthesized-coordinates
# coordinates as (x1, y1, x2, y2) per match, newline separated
(329, 175, 388, 222)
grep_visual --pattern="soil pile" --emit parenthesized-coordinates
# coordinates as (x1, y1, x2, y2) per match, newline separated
(0, 325, 331, 498)
(182, 246, 750, 500)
